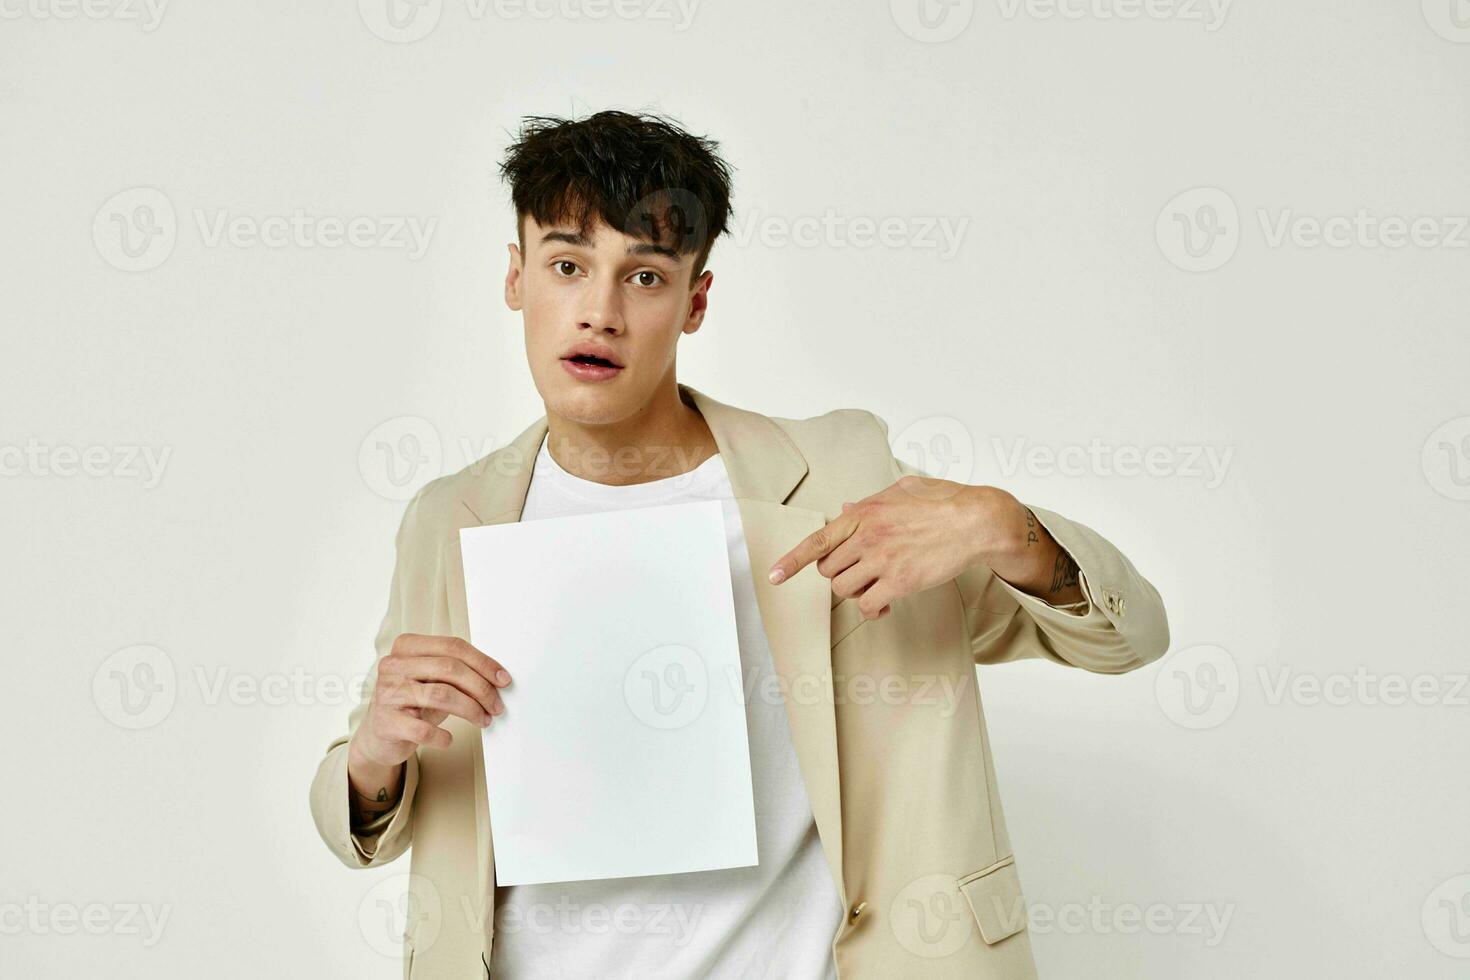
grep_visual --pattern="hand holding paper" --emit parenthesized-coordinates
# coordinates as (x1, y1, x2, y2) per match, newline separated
(347, 633, 514, 819)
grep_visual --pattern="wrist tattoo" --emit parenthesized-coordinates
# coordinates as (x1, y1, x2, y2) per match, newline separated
(1049, 552, 1080, 594)
(351, 785, 396, 817)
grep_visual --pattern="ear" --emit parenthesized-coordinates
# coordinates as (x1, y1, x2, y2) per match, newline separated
(682, 269, 713, 336)
(504, 243, 524, 311)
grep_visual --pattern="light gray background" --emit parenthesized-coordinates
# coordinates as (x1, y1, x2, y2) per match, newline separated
(3, 1, 1468, 977)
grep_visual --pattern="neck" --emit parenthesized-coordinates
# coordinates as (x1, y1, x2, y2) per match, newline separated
(543, 381, 718, 486)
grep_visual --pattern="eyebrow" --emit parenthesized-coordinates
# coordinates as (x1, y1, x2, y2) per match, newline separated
(539, 229, 682, 263)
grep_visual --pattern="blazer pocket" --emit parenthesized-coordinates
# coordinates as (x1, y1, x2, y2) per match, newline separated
(830, 594, 871, 648)
(957, 856, 1028, 945)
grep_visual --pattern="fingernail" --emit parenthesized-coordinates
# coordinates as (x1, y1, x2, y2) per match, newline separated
(496, 669, 511, 685)
(768, 567, 785, 584)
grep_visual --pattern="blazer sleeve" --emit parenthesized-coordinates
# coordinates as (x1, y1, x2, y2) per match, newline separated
(868, 411, 1170, 674)
(307, 489, 427, 868)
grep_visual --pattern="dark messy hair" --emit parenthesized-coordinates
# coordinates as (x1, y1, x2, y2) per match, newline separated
(498, 109, 735, 282)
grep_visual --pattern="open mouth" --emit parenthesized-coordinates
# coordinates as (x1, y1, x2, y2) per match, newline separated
(565, 354, 619, 368)
(560, 351, 625, 381)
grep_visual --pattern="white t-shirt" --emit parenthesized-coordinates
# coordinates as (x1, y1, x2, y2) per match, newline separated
(489, 435, 843, 980)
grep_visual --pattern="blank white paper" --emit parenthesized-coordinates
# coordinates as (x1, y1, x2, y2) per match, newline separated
(459, 499, 758, 886)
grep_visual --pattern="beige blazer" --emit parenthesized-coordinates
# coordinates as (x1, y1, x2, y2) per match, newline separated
(309, 382, 1169, 979)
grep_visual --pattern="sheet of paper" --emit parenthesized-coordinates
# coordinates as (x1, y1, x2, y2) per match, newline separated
(459, 499, 758, 886)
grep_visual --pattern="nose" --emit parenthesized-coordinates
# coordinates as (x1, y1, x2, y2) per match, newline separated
(578, 276, 624, 335)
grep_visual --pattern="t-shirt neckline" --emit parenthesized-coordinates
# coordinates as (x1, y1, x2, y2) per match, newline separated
(532, 434, 729, 503)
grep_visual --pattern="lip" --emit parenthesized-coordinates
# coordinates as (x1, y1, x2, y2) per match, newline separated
(559, 341, 626, 382)
(560, 342, 625, 368)
(560, 358, 624, 382)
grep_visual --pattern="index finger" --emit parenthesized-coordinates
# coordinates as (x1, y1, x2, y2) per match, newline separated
(767, 508, 859, 585)
(395, 633, 512, 687)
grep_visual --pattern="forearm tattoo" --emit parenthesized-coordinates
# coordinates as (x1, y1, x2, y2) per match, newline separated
(1025, 510, 1039, 547)
(1049, 551, 1080, 594)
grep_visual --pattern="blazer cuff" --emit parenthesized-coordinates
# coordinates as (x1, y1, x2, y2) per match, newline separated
(352, 752, 418, 864)
(992, 562, 1112, 627)
(313, 739, 419, 868)
(1003, 503, 1170, 671)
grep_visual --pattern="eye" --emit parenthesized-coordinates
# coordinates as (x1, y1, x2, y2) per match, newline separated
(553, 260, 579, 277)
(631, 270, 664, 287)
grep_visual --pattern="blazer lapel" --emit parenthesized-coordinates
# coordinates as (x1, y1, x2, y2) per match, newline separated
(454, 382, 848, 942)
(727, 496, 846, 906)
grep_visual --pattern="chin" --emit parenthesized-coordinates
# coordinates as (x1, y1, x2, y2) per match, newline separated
(537, 371, 636, 426)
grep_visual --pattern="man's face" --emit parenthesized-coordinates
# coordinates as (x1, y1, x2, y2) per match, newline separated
(505, 213, 711, 427)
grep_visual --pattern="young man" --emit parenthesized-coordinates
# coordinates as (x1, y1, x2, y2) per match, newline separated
(309, 110, 1169, 979)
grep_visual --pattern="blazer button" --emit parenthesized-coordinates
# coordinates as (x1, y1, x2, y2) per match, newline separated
(849, 901, 868, 922)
